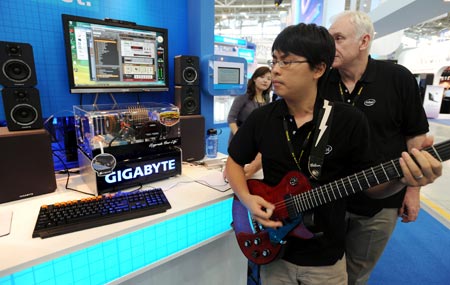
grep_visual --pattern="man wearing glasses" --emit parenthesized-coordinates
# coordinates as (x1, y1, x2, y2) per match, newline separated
(226, 23, 442, 285)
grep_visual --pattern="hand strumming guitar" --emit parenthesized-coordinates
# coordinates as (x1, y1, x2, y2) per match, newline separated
(240, 192, 283, 230)
(226, 156, 283, 230)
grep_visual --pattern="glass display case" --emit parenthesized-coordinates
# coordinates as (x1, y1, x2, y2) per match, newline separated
(73, 103, 182, 194)
(73, 102, 181, 159)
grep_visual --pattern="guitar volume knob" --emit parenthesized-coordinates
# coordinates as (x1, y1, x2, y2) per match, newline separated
(244, 240, 252, 247)
(254, 238, 261, 245)
(289, 176, 298, 186)
(262, 249, 271, 257)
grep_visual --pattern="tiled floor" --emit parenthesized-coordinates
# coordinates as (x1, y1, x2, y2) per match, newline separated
(420, 115, 450, 228)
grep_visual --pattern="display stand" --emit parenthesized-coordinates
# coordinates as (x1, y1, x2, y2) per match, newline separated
(0, 164, 246, 285)
(92, 93, 119, 106)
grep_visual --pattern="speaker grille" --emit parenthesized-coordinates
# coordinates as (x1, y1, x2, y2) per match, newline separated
(175, 85, 200, 115)
(0, 41, 37, 87)
(2, 59, 33, 83)
(182, 66, 198, 84)
(11, 104, 40, 125)
(174, 55, 200, 86)
(183, 97, 198, 114)
(2, 87, 43, 131)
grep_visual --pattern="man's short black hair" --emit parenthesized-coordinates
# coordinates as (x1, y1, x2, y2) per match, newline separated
(271, 23, 335, 70)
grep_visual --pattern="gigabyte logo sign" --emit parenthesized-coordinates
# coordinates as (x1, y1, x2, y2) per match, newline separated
(19, 193, 34, 198)
(104, 159, 176, 183)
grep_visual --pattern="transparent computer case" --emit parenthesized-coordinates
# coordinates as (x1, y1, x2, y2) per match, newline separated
(74, 102, 182, 194)
(73, 102, 181, 159)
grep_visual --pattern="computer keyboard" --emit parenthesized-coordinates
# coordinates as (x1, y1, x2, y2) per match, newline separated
(32, 188, 171, 238)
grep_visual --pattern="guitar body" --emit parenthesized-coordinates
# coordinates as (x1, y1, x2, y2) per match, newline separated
(231, 139, 450, 265)
(232, 170, 315, 265)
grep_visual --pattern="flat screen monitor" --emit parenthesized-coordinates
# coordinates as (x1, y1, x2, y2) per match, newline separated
(217, 67, 240, 84)
(62, 14, 169, 93)
(202, 55, 247, 96)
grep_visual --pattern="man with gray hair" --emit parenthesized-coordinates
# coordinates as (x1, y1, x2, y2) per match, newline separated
(326, 10, 431, 284)
(226, 19, 441, 285)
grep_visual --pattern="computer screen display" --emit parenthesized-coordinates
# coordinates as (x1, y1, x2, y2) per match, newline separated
(62, 14, 169, 93)
(217, 67, 240, 84)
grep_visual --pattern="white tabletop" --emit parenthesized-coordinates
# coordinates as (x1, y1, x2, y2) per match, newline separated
(0, 163, 233, 277)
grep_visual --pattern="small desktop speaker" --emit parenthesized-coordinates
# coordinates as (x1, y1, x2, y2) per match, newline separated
(0, 128, 56, 203)
(174, 55, 199, 86)
(180, 115, 205, 162)
(175, 85, 200, 115)
(1, 87, 44, 131)
(0, 41, 37, 87)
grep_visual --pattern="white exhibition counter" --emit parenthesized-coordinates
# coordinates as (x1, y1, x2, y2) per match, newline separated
(0, 163, 247, 285)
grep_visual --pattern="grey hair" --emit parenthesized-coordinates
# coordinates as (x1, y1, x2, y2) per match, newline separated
(331, 11, 375, 48)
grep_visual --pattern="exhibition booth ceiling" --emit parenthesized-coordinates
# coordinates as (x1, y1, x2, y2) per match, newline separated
(215, 0, 450, 39)
(214, 0, 450, 62)
(404, 12, 450, 40)
(214, 0, 292, 63)
(214, 0, 291, 49)
(215, 0, 292, 31)
(215, 0, 450, 41)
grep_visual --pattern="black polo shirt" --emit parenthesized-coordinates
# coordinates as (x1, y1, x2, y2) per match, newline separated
(228, 98, 376, 266)
(324, 57, 429, 216)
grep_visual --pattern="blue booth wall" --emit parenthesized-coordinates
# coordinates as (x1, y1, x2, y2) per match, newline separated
(0, 0, 228, 155)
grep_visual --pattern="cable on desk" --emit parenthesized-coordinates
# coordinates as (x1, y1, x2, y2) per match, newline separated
(160, 180, 196, 191)
(53, 151, 95, 196)
(194, 179, 231, 192)
(158, 178, 230, 193)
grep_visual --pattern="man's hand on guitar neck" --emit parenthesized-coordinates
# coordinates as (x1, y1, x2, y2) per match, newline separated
(399, 135, 442, 187)
(367, 136, 443, 199)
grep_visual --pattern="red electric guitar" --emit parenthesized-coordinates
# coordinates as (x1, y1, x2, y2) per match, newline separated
(232, 140, 450, 265)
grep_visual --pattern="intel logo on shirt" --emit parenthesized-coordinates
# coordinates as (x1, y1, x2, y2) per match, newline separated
(364, 99, 376, 107)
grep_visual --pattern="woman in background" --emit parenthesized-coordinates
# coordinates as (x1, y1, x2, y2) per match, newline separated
(226, 65, 272, 285)
(227, 66, 272, 178)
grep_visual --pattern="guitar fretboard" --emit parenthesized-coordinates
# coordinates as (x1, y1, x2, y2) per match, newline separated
(291, 140, 450, 213)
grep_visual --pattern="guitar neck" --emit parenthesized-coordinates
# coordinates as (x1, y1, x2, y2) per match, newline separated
(293, 140, 450, 212)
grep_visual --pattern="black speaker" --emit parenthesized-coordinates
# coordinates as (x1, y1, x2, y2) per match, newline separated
(1, 87, 44, 131)
(175, 55, 199, 85)
(175, 85, 200, 115)
(0, 127, 56, 203)
(180, 115, 205, 162)
(0, 41, 37, 87)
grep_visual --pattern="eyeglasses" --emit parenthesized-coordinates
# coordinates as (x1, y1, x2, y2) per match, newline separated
(268, 60, 309, 68)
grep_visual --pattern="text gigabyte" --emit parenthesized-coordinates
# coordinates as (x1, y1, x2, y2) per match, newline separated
(104, 159, 176, 183)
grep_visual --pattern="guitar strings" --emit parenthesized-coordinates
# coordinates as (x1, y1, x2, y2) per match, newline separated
(270, 162, 397, 211)
(269, 142, 449, 214)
